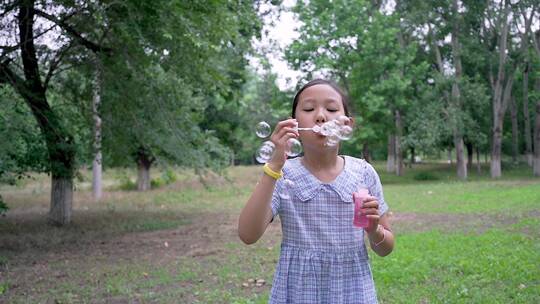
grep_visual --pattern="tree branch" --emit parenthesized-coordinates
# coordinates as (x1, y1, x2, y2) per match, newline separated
(33, 8, 112, 54)
(43, 42, 74, 90)
(1, 22, 59, 59)
(0, 60, 31, 100)
(0, 0, 20, 19)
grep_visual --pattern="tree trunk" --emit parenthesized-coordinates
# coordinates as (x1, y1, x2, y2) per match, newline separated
(395, 110, 403, 176)
(490, 2, 511, 178)
(136, 147, 154, 191)
(492, 73, 514, 177)
(447, 148, 452, 164)
(137, 162, 151, 191)
(451, 0, 466, 180)
(534, 81, 540, 176)
(0, 2, 76, 225)
(386, 134, 396, 172)
(50, 177, 73, 225)
(523, 63, 533, 166)
(362, 142, 372, 163)
(410, 147, 415, 167)
(510, 96, 519, 164)
(92, 56, 103, 201)
(454, 134, 467, 180)
(466, 142, 473, 169)
(476, 146, 481, 174)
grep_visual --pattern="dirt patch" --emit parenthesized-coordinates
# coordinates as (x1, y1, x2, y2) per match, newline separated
(389, 210, 540, 236)
(1, 208, 537, 302)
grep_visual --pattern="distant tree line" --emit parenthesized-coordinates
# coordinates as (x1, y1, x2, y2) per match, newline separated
(286, 0, 540, 179)
(1, 0, 539, 225)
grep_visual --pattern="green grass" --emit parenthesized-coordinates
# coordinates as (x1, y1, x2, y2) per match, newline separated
(373, 226, 540, 303)
(0, 163, 539, 303)
(384, 181, 540, 214)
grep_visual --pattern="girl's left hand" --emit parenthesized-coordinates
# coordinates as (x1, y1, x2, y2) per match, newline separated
(361, 197, 380, 234)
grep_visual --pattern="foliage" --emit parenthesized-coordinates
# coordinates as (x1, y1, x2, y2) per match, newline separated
(223, 69, 291, 164)
(96, 0, 262, 171)
(413, 171, 440, 181)
(0, 87, 48, 182)
(286, 0, 429, 158)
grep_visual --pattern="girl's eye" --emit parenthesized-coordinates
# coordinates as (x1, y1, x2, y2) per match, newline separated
(303, 108, 314, 112)
(328, 109, 338, 112)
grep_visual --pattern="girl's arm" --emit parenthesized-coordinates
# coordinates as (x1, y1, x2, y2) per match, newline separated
(367, 213, 394, 256)
(237, 119, 299, 245)
(237, 163, 280, 244)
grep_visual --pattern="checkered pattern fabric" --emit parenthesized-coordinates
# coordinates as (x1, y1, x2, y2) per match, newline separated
(268, 156, 389, 304)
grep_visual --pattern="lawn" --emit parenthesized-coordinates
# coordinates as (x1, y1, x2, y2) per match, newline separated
(0, 162, 539, 303)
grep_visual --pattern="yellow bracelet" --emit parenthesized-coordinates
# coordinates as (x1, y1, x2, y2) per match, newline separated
(263, 163, 283, 180)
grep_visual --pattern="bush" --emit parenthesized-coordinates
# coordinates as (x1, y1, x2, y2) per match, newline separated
(413, 172, 439, 181)
(151, 168, 177, 189)
(117, 174, 136, 191)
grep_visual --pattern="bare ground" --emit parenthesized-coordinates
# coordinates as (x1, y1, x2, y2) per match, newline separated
(1, 206, 538, 303)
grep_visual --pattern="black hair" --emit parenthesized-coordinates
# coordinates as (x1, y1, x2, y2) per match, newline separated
(291, 79, 351, 118)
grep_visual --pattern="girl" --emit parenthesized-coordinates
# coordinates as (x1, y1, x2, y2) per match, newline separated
(238, 79, 394, 303)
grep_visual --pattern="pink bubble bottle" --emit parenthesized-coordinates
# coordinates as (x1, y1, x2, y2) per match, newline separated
(353, 188, 370, 228)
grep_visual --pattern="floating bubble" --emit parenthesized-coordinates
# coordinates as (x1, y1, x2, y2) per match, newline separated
(286, 138, 302, 157)
(325, 134, 340, 147)
(280, 178, 295, 200)
(255, 121, 271, 138)
(320, 123, 333, 136)
(339, 125, 353, 140)
(337, 115, 351, 125)
(256, 141, 275, 163)
(284, 178, 295, 188)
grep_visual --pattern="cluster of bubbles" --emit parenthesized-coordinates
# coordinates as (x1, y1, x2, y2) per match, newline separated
(317, 116, 353, 147)
(254, 116, 354, 163)
(255, 121, 303, 164)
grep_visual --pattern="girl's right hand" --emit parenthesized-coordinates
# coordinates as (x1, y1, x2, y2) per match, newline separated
(267, 118, 299, 170)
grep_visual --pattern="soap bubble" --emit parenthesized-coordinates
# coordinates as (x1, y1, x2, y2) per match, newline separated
(337, 115, 351, 125)
(339, 125, 353, 140)
(280, 178, 296, 200)
(284, 178, 295, 188)
(320, 122, 333, 136)
(255, 121, 271, 138)
(286, 138, 302, 157)
(316, 118, 354, 146)
(256, 141, 275, 163)
(325, 134, 340, 147)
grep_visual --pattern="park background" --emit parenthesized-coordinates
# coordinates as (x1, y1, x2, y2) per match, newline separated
(1, 0, 539, 303)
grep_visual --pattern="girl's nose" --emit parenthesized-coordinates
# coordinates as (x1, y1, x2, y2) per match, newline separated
(315, 109, 326, 124)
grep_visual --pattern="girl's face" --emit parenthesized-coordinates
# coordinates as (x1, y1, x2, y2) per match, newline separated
(294, 84, 352, 147)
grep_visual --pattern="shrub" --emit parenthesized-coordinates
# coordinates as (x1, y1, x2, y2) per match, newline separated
(413, 172, 439, 181)
(117, 174, 136, 191)
(151, 168, 177, 189)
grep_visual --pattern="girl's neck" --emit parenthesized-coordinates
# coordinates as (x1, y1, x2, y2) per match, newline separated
(301, 147, 342, 173)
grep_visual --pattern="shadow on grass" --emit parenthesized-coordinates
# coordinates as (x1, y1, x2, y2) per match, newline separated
(0, 209, 190, 255)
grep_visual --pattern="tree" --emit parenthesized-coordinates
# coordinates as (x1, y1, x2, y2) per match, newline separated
(532, 29, 540, 176)
(0, 1, 111, 224)
(286, 0, 427, 175)
(97, 0, 262, 190)
(0, 86, 48, 215)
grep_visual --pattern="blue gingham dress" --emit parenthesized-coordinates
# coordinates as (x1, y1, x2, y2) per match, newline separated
(269, 156, 389, 304)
